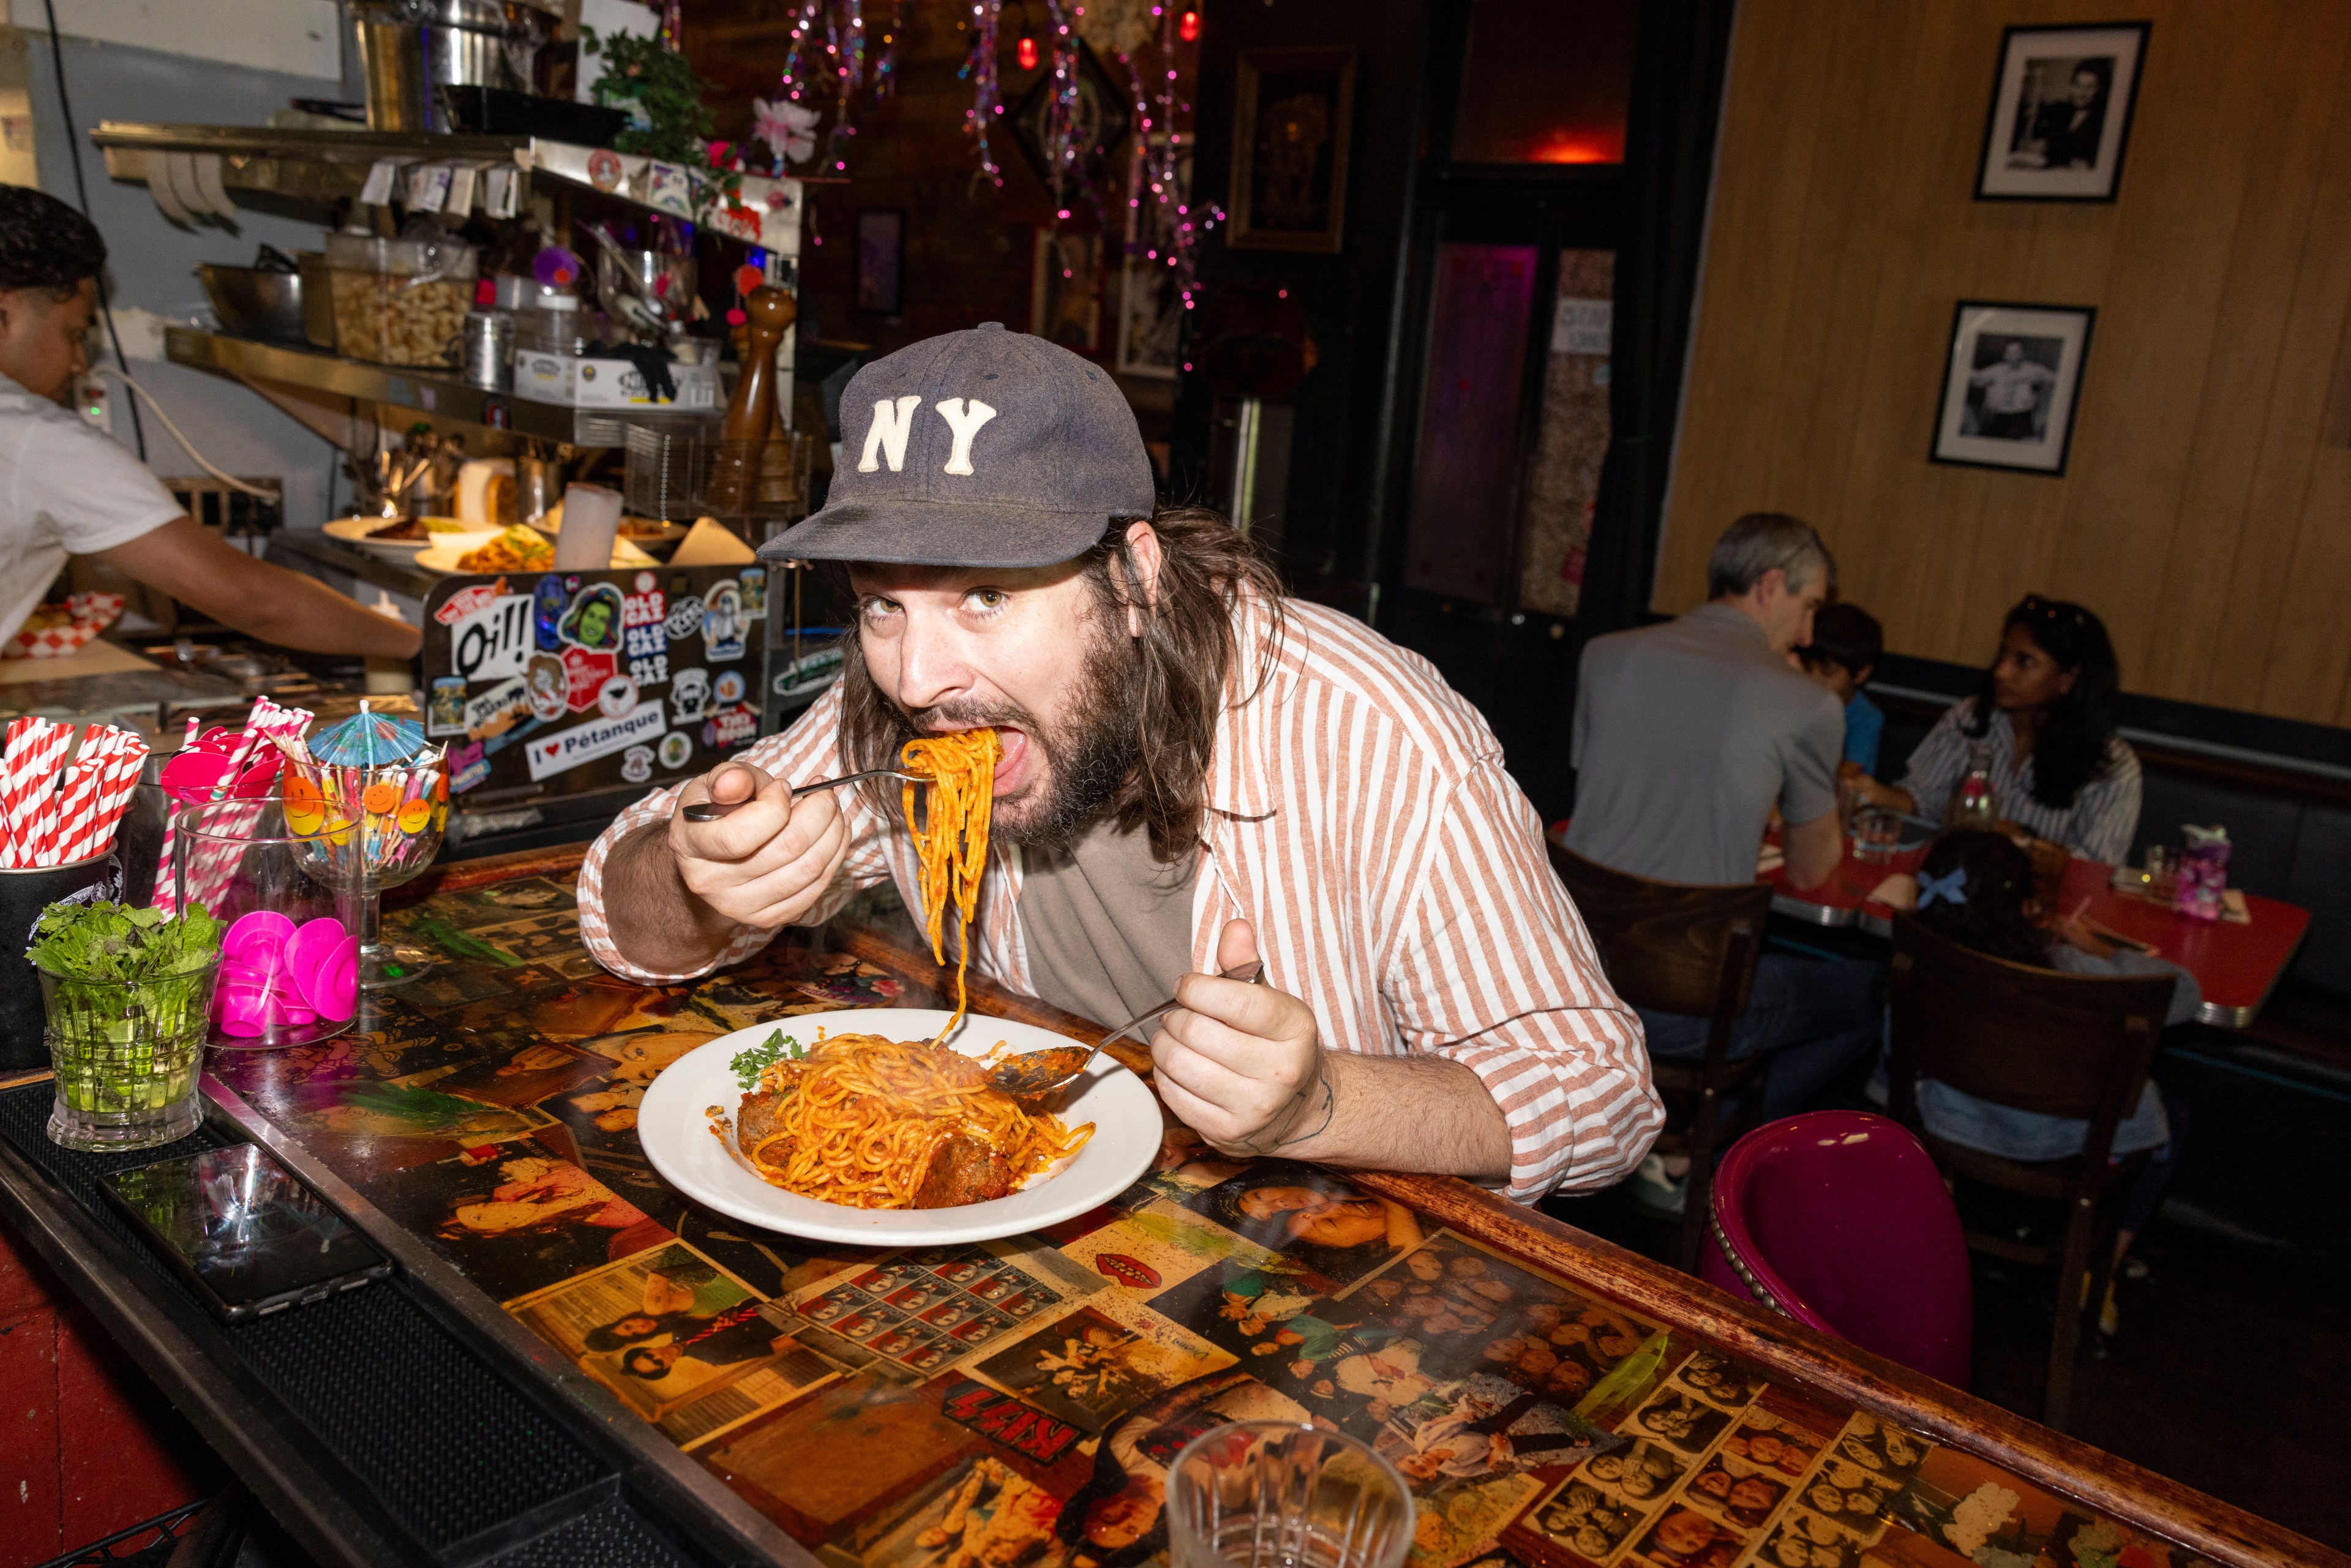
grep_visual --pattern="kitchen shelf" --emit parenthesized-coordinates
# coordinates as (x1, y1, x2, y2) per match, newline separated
(167, 327, 721, 446)
(91, 122, 803, 256)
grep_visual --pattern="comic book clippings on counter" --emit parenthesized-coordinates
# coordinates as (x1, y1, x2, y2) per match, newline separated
(189, 872, 2237, 1568)
(422, 566, 771, 803)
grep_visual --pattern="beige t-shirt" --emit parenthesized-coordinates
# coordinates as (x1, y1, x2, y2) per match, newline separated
(1016, 815, 1198, 1035)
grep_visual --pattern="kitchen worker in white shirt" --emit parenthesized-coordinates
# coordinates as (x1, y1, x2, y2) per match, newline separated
(0, 186, 420, 659)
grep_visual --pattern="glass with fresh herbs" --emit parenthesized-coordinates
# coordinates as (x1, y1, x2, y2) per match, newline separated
(31, 901, 223, 1151)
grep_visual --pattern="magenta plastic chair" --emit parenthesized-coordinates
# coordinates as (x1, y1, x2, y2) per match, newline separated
(1697, 1110, 1973, 1389)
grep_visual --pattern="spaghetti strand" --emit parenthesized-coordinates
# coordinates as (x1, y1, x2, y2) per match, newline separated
(901, 728, 999, 1040)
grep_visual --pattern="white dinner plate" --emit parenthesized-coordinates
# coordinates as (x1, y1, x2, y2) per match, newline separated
(323, 516, 503, 565)
(637, 1008, 1157, 1246)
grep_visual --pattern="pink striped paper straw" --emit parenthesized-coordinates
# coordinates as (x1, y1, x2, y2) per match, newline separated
(10, 720, 72, 869)
(2, 716, 50, 869)
(66, 730, 147, 865)
(45, 742, 103, 868)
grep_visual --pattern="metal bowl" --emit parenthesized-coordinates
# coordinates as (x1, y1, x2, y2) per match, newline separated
(193, 264, 306, 343)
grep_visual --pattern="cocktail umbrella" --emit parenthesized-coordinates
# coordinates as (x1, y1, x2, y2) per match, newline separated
(309, 708, 430, 768)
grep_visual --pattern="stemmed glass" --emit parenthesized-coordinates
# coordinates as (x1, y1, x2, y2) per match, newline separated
(288, 747, 450, 988)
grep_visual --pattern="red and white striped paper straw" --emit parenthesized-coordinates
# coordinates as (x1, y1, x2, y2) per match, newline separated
(6, 718, 72, 870)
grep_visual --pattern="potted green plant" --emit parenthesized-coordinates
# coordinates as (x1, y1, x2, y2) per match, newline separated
(31, 901, 223, 1150)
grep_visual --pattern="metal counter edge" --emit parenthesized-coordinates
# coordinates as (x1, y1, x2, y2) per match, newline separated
(201, 1073, 819, 1568)
(0, 1118, 419, 1568)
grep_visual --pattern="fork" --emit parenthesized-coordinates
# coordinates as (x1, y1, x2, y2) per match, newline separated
(987, 961, 1266, 1099)
(680, 768, 926, 822)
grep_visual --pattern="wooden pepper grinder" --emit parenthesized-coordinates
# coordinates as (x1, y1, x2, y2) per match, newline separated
(708, 285, 798, 514)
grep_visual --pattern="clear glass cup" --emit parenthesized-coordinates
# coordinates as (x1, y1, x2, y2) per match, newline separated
(40, 957, 219, 1151)
(288, 749, 450, 988)
(1168, 1422, 1414, 1568)
(174, 795, 363, 1051)
(1850, 806, 1902, 863)
(2142, 844, 2178, 904)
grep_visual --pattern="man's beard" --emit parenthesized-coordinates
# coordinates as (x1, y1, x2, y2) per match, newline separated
(870, 617, 1142, 852)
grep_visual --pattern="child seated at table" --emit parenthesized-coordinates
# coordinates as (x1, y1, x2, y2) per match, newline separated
(1799, 602, 1886, 775)
(1875, 830, 2197, 1332)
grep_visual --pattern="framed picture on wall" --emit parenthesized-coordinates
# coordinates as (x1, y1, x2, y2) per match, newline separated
(1974, 21, 2150, 201)
(1010, 41, 1133, 194)
(1228, 47, 1355, 253)
(1931, 301, 2096, 476)
(855, 209, 903, 315)
(1030, 228, 1103, 355)
(1116, 135, 1191, 378)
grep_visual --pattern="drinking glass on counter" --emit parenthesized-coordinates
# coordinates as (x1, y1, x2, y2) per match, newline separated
(1168, 1422, 1412, 1568)
(1850, 807, 1902, 863)
(287, 748, 451, 988)
(174, 795, 362, 1051)
(2141, 844, 2178, 905)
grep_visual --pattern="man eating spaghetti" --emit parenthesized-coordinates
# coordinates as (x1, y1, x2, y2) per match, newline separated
(577, 324, 1659, 1201)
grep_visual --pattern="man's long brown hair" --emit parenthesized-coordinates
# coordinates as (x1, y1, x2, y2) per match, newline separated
(836, 505, 1285, 860)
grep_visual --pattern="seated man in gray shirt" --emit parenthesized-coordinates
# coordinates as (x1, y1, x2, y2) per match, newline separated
(1564, 512, 1881, 1212)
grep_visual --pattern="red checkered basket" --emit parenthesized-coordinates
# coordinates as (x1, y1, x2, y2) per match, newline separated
(4, 591, 124, 659)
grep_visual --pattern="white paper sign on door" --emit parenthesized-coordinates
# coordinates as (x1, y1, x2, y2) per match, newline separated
(448, 594, 534, 681)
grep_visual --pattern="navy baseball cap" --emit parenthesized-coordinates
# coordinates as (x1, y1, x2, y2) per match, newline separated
(760, 323, 1157, 569)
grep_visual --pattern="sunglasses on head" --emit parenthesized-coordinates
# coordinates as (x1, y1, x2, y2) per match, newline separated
(2017, 594, 2089, 628)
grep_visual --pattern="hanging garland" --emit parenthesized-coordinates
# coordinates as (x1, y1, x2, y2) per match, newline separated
(1116, 2, 1220, 316)
(961, 0, 1007, 184)
(739, 0, 1219, 307)
(775, 0, 905, 177)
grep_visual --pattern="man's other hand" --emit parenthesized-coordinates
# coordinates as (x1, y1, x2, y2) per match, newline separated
(1152, 918, 1329, 1157)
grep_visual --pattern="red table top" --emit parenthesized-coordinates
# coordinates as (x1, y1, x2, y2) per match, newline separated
(1762, 836, 2308, 1029)
(1545, 819, 2311, 1027)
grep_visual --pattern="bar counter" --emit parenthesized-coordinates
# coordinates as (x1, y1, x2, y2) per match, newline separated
(0, 846, 2338, 1568)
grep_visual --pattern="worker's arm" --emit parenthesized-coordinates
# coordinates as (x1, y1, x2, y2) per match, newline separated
(1782, 808, 1843, 890)
(88, 516, 421, 659)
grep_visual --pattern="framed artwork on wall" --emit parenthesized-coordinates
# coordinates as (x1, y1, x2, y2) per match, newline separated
(1009, 42, 1133, 195)
(1974, 21, 2150, 202)
(1931, 301, 2096, 476)
(855, 209, 903, 315)
(1030, 228, 1103, 356)
(1228, 46, 1355, 253)
(1116, 134, 1191, 379)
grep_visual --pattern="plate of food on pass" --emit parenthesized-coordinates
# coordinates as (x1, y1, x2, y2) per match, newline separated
(637, 726, 1158, 1244)
(323, 514, 501, 565)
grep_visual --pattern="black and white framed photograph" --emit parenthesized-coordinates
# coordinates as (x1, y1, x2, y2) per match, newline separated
(1930, 302, 2096, 476)
(855, 209, 903, 315)
(1030, 227, 1102, 356)
(1974, 21, 2150, 201)
(1115, 134, 1190, 379)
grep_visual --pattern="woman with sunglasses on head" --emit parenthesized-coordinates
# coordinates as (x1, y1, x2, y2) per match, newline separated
(1848, 595, 2139, 864)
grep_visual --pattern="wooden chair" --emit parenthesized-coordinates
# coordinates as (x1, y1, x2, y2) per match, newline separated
(1548, 844, 1771, 1272)
(1884, 912, 2173, 1431)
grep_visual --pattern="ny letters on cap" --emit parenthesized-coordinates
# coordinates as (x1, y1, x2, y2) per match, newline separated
(761, 323, 1157, 569)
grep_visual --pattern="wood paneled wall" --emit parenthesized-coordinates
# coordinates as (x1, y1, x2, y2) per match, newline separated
(1655, 0, 2351, 728)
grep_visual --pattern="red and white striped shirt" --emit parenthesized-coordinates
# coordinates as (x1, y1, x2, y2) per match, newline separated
(576, 596, 1659, 1201)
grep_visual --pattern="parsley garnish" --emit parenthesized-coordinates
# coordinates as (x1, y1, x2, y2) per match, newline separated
(730, 1029, 803, 1090)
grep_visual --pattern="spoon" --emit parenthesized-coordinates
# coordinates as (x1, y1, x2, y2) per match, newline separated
(681, 768, 925, 822)
(989, 961, 1265, 1101)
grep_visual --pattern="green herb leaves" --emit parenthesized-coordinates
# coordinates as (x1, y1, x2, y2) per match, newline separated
(729, 1029, 804, 1091)
(26, 901, 223, 984)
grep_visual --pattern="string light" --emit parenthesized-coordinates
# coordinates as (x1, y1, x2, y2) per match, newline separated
(1178, 8, 1199, 42)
